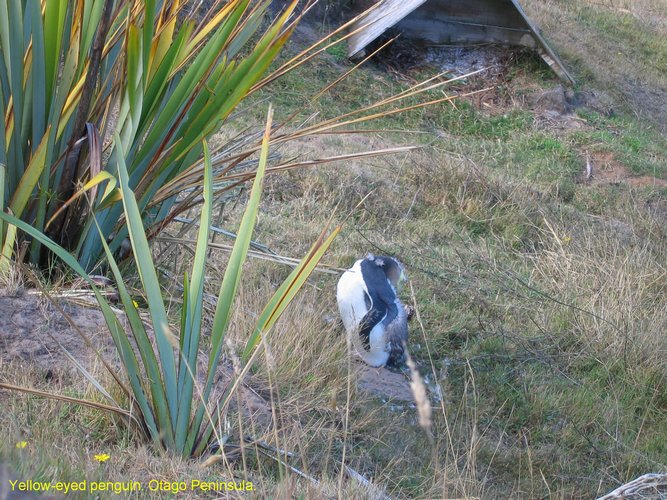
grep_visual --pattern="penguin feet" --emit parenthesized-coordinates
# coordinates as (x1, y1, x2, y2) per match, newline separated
(384, 362, 407, 375)
(405, 305, 415, 322)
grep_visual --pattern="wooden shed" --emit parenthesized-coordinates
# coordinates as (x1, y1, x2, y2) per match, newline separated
(348, 0, 574, 85)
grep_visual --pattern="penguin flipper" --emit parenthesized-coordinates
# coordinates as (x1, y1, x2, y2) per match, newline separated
(359, 301, 386, 350)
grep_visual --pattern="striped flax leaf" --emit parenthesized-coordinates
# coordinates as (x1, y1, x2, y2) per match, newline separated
(141, 25, 192, 126)
(174, 141, 214, 452)
(141, 0, 156, 82)
(42, 0, 67, 109)
(93, 221, 169, 448)
(185, 106, 274, 454)
(114, 132, 179, 432)
(8, 129, 50, 219)
(29, 3, 46, 154)
(32, 32, 82, 262)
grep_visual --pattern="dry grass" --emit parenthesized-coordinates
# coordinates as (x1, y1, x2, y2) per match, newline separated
(2, 0, 667, 497)
(523, 0, 667, 130)
(3, 136, 665, 498)
(0, 260, 24, 295)
(534, 212, 667, 370)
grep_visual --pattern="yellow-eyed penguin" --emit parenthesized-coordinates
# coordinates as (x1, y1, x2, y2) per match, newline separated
(336, 254, 409, 368)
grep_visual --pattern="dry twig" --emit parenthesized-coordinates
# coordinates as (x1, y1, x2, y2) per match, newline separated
(597, 473, 667, 499)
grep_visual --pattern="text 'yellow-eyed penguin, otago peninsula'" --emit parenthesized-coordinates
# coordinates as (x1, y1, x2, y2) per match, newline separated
(337, 254, 409, 368)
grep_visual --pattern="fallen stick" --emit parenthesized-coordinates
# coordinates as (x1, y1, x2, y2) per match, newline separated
(597, 473, 667, 499)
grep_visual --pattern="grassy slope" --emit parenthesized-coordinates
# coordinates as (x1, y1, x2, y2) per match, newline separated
(2, 1, 667, 498)
(523, 0, 667, 132)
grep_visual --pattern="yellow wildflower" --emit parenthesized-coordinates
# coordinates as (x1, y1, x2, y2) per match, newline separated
(15, 441, 27, 449)
(94, 453, 110, 463)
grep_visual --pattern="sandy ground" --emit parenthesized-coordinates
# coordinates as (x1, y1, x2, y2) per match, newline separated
(0, 289, 417, 415)
(0, 291, 115, 373)
(0, 289, 276, 431)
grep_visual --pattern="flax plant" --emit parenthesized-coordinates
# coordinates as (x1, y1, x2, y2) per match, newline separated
(0, 0, 475, 463)
(0, 0, 471, 273)
(0, 0, 301, 269)
(0, 108, 339, 456)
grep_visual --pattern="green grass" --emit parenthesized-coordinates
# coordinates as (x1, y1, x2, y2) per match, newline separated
(572, 111, 667, 177)
(579, 7, 667, 80)
(3, 2, 667, 498)
(522, 0, 667, 137)
(324, 38, 348, 61)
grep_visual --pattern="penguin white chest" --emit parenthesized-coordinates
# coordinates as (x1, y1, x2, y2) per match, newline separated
(336, 255, 408, 368)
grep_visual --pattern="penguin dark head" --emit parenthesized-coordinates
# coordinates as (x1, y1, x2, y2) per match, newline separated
(365, 253, 406, 291)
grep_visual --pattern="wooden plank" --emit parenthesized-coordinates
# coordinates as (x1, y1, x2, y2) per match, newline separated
(509, 0, 575, 84)
(347, 0, 428, 57)
(408, 0, 529, 28)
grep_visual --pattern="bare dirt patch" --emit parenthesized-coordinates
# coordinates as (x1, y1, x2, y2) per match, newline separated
(0, 289, 275, 432)
(0, 291, 115, 373)
(579, 152, 667, 187)
(534, 110, 590, 135)
(356, 364, 414, 402)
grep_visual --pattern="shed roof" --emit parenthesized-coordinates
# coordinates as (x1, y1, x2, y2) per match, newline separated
(348, 0, 574, 85)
